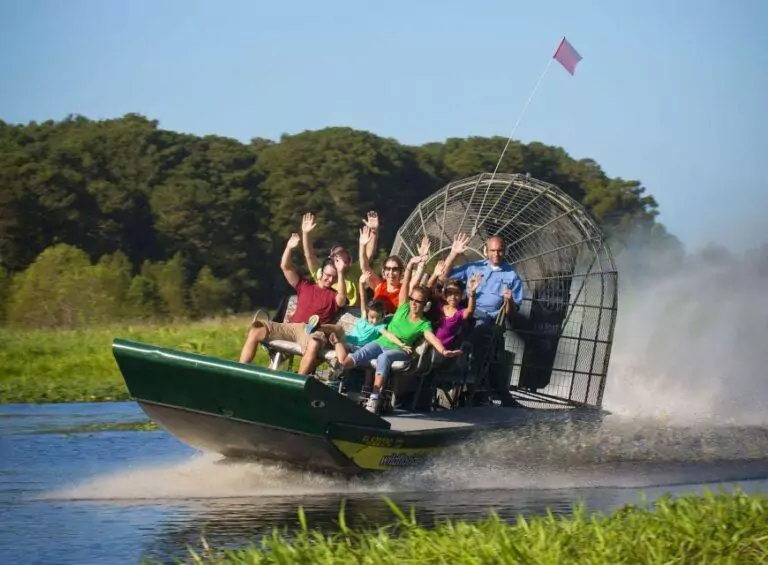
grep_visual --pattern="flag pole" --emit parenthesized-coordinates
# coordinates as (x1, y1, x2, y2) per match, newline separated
(470, 54, 556, 235)
(470, 36, 579, 235)
(488, 55, 555, 181)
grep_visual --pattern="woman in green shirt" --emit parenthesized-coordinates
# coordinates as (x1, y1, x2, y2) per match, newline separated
(336, 255, 462, 413)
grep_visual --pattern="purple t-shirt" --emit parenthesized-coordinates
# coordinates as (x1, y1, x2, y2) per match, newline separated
(434, 302, 467, 348)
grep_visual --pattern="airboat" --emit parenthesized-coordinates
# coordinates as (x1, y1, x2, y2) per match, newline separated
(113, 172, 618, 474)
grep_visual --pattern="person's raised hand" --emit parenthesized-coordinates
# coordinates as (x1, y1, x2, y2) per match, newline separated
(363, 211, 379, 231)
(418, 235, 431, 259)
(301, 212, 316, 234)
(286, 233, 301, 249)
(451, 233, 470, 254)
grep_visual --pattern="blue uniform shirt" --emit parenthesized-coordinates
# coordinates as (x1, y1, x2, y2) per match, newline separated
(449, 259, 523, 321)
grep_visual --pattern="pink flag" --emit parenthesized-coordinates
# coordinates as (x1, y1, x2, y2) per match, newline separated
(553, 37, 582, 75)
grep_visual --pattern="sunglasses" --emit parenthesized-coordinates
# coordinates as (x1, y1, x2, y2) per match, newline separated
(384, 266, 401, 272)
(409, 296, 426, 305)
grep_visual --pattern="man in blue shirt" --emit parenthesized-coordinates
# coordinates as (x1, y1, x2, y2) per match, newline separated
(441, 234, 523, 324)
(439, 233, 524, 405)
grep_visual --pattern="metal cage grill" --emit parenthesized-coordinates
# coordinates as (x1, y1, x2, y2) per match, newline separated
(390, 173, 618, 408)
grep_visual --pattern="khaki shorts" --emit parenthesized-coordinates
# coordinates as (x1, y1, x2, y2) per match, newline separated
(252, 320, 327, 353)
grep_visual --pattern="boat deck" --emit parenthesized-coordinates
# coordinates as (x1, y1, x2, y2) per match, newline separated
(384, 405, 585, 432)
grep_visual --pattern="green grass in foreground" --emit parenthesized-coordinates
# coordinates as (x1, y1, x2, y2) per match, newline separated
(0, 315, 270, 404)
(173, 490, 768, 564)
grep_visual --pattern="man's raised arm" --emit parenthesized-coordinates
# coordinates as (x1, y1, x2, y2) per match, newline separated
(301, 212, 319, 276)
(439, 232, 471, 282)
(332, 255, 348, 307)
(280, 233, 302, 288)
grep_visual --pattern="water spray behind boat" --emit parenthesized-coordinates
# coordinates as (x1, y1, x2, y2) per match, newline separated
(49, 417, 768, 502)
(602, 242, 768, 427)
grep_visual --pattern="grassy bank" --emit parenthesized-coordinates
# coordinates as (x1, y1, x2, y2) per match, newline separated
(0, 315, 269, 403)
(176, 490, 767, 564)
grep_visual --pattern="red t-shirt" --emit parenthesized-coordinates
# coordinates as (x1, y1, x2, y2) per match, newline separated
(289, 278, 340, 325)
(373, 281, 401, 314)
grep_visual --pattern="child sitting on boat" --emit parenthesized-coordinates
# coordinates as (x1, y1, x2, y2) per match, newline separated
(335, 255, 463, 413)
(425, 260, 481, 355)
(325, 272, 387, 356)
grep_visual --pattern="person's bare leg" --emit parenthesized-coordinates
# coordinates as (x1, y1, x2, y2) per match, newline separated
(328, 331, 348, 364)
(298, 337, 322, 375)
(340, 355, 355, 369)
(335, 343, 350, 364)
(239, 326, 268, 363)
(372, 373, 385, 393)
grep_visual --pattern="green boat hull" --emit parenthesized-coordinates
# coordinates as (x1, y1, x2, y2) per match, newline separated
(112, 338, 605, 474)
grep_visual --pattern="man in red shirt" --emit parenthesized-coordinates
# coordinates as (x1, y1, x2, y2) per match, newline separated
(238, 233, 347, 375)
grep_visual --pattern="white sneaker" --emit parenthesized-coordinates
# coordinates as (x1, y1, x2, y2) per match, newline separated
(365, 396, 379, 413)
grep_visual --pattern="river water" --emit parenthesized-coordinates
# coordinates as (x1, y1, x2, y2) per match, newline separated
(2, 402, 768, 564)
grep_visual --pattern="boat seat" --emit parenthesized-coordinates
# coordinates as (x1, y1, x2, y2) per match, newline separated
(266, 339, 303, 356)
(260, 294, 359, 370)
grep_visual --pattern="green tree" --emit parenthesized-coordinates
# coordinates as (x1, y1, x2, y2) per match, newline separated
(125, 275, 162, 319)
(257, 127, 433, 266)
(191, 265, 232, 317)
(6, 244, 93, 328)
(140, 253, 190, 318)
(0, 114, 677, 325)
(0, 266, 9, 322)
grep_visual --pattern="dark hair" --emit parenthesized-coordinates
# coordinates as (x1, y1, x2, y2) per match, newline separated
(382, 255, 404, 270)
(321, 259, 337, 273)
(328, 245, 351, 262)
(410, 285, 430, 299)
(443, 278, 465, 294)
(366, 299, 386, 318)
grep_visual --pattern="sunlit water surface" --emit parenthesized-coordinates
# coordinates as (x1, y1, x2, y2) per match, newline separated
(1, 402, 767, 564)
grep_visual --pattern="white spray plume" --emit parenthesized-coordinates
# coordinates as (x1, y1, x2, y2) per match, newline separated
(603, 240, 768, 426)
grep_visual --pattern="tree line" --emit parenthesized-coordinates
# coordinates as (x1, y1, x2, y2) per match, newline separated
(0, 113, 678, 328)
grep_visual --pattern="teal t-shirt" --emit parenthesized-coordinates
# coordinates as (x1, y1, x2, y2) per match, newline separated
(347, 318, 385, 347)
(376, 303, 432, 349)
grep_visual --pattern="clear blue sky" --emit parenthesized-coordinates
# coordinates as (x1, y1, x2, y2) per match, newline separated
(1, 0, 766, 253)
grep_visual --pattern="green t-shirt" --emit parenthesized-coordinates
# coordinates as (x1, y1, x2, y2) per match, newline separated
(312, 268, 358, 307)
(376, 302, 432, 349)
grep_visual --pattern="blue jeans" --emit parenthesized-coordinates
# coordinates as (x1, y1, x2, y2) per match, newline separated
(348, 342, 410, 384)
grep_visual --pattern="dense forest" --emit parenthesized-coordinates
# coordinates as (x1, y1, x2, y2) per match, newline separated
(0, 113, 679, 328)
